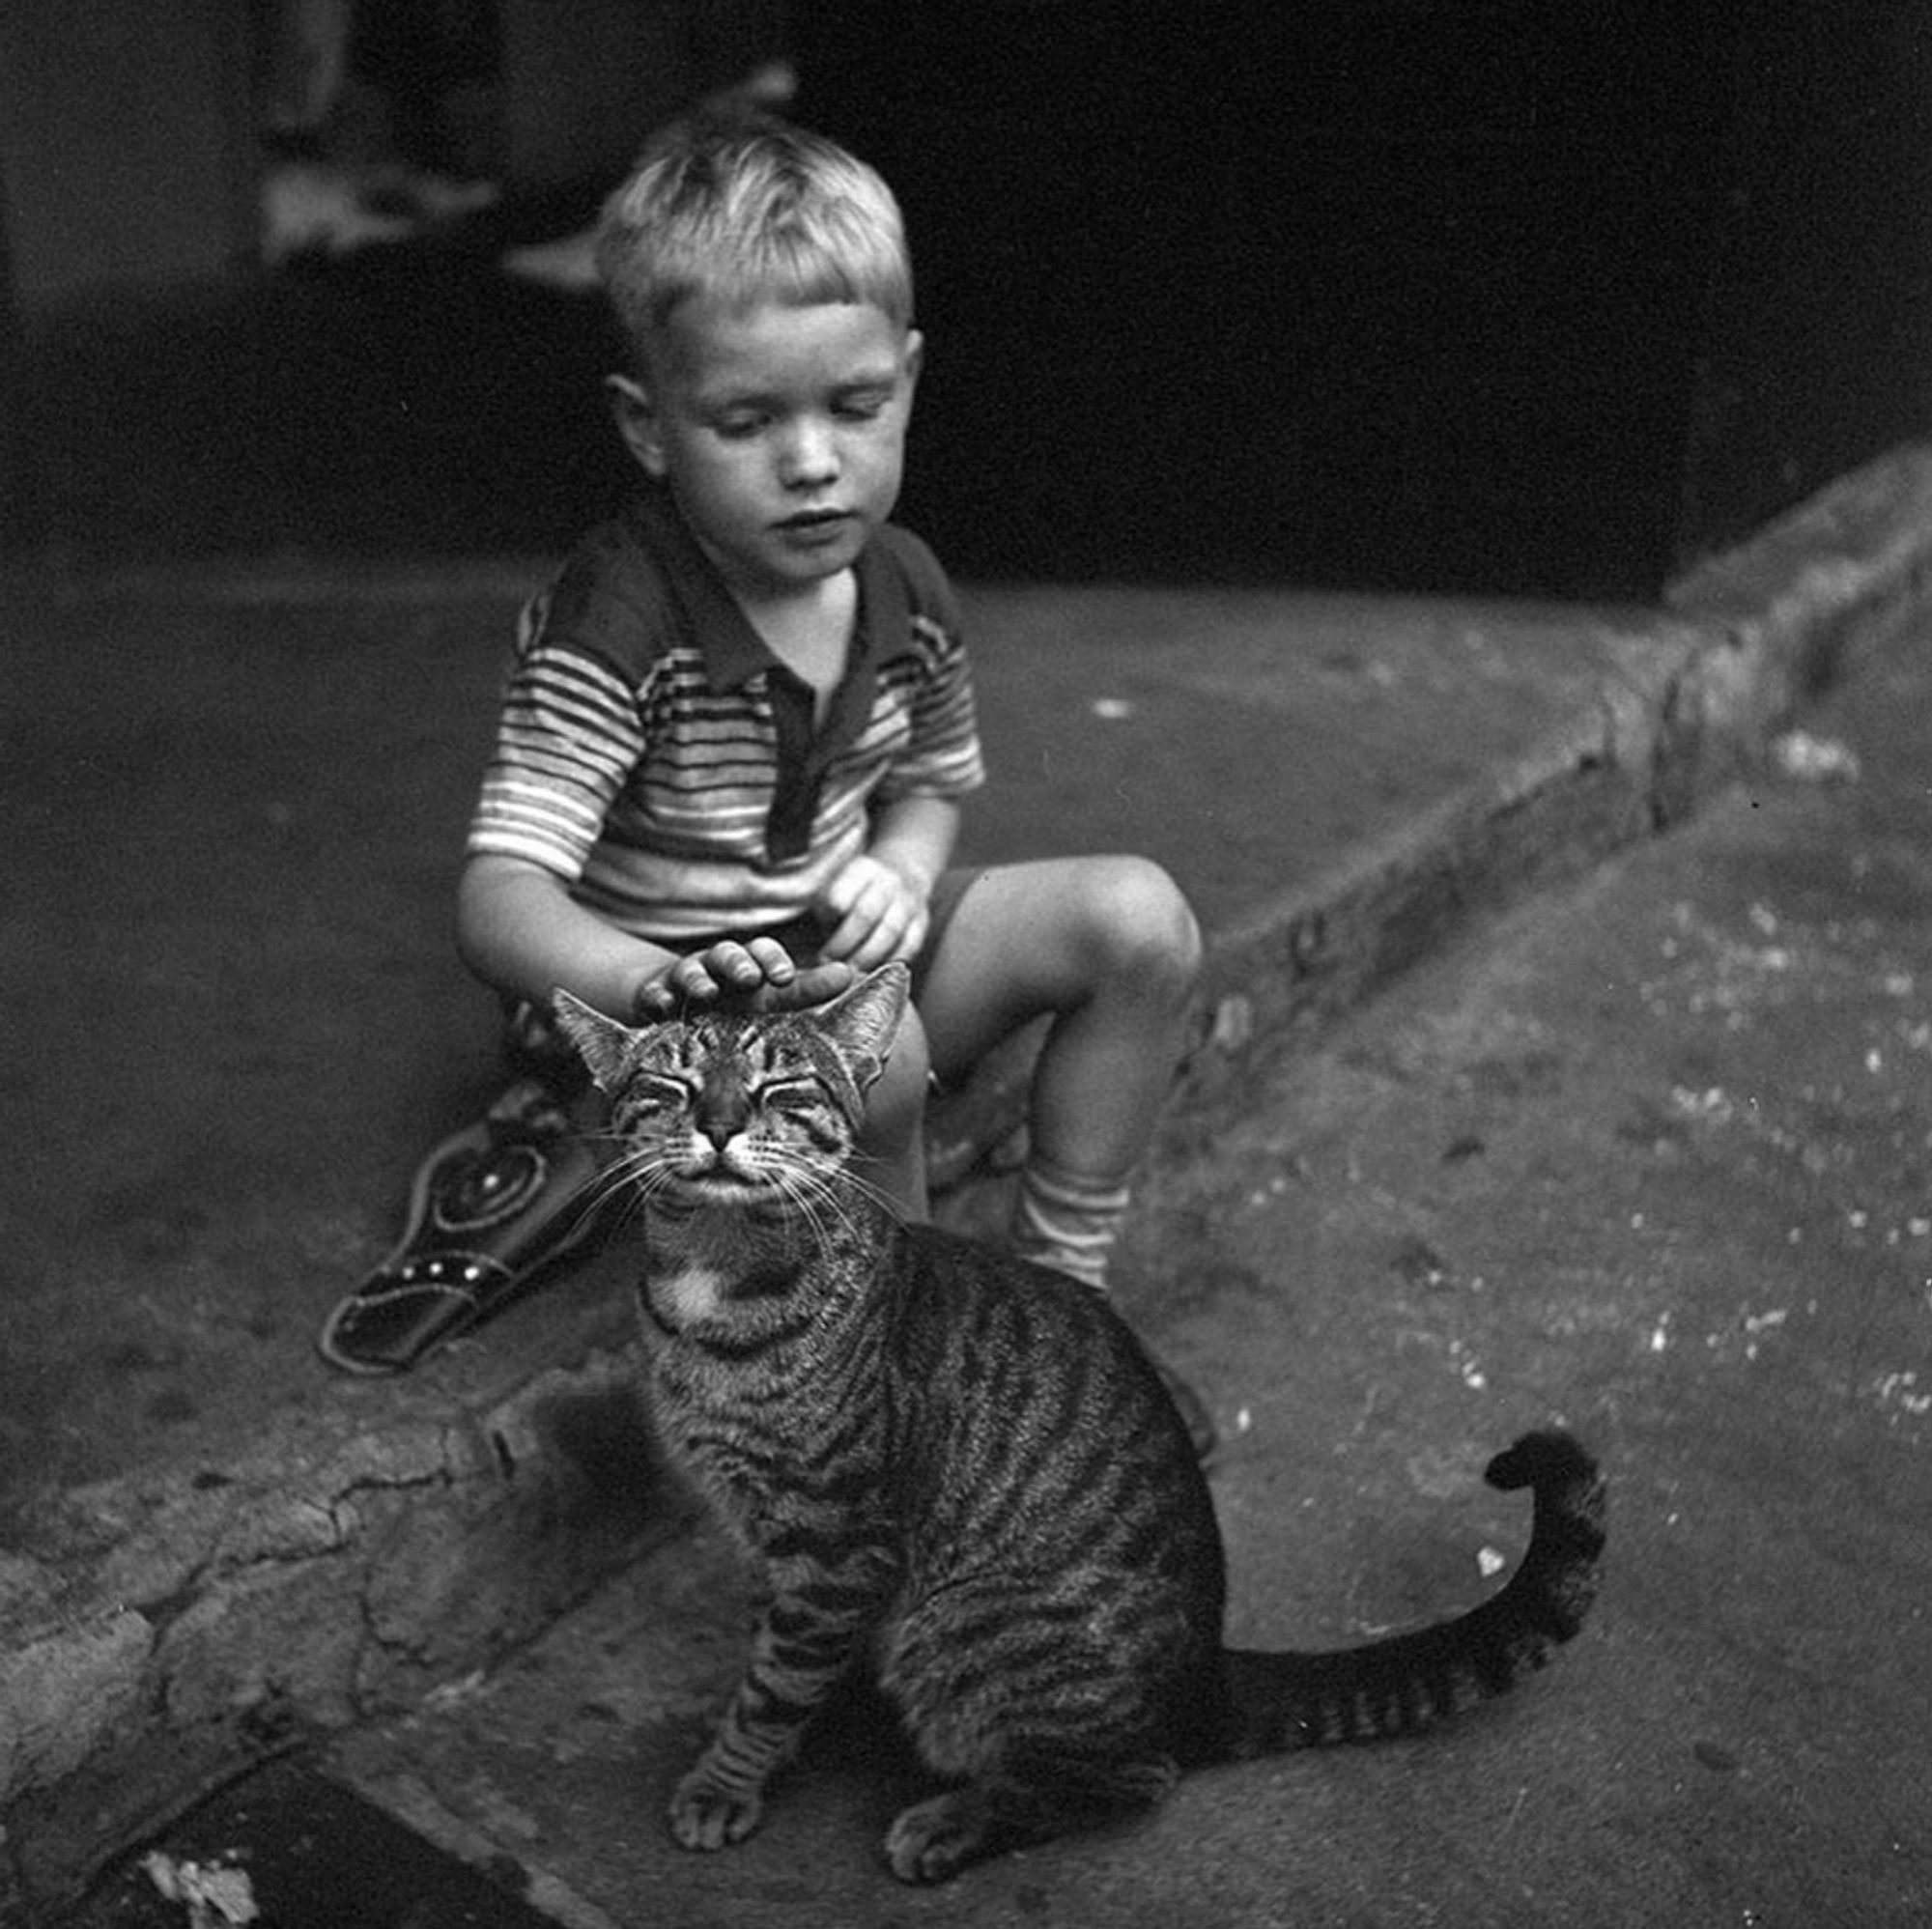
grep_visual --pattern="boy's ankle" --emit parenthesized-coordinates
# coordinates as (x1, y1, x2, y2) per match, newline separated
(1009, 1156, 1130, 1294)
(1011, 1238, 1111, 1294)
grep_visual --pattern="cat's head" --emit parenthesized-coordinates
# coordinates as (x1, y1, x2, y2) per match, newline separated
(552, 963, 909, 1204)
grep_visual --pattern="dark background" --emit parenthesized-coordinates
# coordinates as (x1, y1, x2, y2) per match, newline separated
(7, 3, 1932, 598)
(793, 2, 1723, 591)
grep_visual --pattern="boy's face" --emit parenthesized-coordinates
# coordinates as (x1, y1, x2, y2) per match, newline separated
(610, 298, 923, 602)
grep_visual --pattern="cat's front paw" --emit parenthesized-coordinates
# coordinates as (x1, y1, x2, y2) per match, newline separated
(668, 1766, 765, 1852)
(883, 1787, 996, 1885)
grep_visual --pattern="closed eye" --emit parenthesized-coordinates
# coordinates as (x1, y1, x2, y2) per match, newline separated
(761, 1078, 823, 1113)
(622, 1075, 696, 1116)
(835, 388, 891, 422)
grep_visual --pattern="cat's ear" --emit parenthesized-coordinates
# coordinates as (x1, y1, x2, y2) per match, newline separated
(820, 962, 911, 1091)
(551, 986, 636, 1092)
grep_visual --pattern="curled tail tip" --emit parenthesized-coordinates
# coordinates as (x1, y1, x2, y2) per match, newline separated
(1484, 1428, 1600, 1496)
(1219, 1429, 1605, 1760)
(1487, 1430, 1608, 1608)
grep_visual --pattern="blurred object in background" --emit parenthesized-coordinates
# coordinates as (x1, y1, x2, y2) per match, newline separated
(498, 55, 795, 295)
(254, 0, 503, 265)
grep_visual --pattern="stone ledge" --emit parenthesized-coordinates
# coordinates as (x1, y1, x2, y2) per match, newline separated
(2, 1341, 696, 1909)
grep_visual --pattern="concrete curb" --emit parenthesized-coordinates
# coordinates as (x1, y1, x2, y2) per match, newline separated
(1191, 442, 1932, 1091)
(8, 443, 1932, 1915)
(3, 1342, 688, 1909)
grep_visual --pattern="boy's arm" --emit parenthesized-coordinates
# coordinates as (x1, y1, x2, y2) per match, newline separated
(458, 854, 676, 1019)
(458, 855, 852, 1019)
(817, 795, 961, 969)
(868, 793, 960, 895)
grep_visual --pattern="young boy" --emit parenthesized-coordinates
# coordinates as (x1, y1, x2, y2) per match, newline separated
(320, 111, 1210, 1450)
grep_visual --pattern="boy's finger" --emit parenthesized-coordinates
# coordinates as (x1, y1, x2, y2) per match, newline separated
(821, 903, 880, 963)
(758, 960, 856, 1009)
(841, 921, 889, 969)
(745, 936, 796, 981)
(706, 942, 760, 985)
(853, 916, 922, 972)
(856, 894, 923, 968)
(637, 970, 701, 1016)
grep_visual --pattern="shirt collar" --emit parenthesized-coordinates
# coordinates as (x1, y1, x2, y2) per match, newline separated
(631, 486, 905, 693)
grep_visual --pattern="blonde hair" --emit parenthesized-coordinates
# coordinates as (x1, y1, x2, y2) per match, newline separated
(596, 112, 913, 362)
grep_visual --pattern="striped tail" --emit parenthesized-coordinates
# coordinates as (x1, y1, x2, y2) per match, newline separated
(1220, 1430, 1605, 1758)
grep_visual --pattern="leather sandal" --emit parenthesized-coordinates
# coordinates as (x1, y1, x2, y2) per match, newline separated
(318, 1080, 610, 1376)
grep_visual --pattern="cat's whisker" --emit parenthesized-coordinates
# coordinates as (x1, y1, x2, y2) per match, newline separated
(578, 1143, 683, 1232)
(798, 1152, 902, 1232)
(800, 1175, 867, 1246)
(755, 1160, 840, 1247)
(577, 1142, 644, 1201)
(754, 1154, 857, 1242)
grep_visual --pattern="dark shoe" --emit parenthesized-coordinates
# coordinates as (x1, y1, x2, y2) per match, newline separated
(318, 1081, 609, 1376)
(1149, 1349, 1220, 1463)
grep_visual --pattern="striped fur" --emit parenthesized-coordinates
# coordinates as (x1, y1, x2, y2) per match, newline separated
(554, 966, 1606, 1885)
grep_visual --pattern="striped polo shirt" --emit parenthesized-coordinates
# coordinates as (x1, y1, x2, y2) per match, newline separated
(468, 490, 985, 942)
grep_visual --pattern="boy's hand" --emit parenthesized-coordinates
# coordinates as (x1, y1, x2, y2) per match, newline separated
(633, 938, 854, 1019)
(817, 854, 930, 970)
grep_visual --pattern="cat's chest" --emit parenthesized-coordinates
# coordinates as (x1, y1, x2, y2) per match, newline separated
(646, 1257, 735, 1330)
(639, 1206, 797, 1334)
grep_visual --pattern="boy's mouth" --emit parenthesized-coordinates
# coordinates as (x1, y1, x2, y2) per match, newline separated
(774, 510, 859, 553)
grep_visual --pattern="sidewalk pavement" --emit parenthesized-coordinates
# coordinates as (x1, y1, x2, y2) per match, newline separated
(6, 445, 1932, 1914)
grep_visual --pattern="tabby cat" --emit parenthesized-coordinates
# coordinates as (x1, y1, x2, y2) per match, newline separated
(554, 964, 1606, 1886)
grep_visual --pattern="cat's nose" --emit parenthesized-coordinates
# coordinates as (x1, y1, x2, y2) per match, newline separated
(695, 1086, 752, 1150)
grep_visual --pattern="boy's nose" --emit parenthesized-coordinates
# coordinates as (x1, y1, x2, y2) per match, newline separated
(780, 418, 839, 486)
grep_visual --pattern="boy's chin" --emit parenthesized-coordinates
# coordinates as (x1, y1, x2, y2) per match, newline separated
(693, 525, 868, 599)
(748, 540, 868, 593)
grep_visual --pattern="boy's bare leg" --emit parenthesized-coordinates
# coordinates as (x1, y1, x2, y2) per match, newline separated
(914, 856, 1203, 1256)
(874, 857, 1213, 1456)
(912, 853, 1218, 1455)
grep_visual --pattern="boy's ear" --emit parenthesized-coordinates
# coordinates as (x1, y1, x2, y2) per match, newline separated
(901, 327, 924, 396)
(606, 373, 668, 478)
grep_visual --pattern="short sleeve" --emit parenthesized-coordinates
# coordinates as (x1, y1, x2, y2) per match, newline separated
(466, 545, 664, 880)
(870, 525, 986, 803)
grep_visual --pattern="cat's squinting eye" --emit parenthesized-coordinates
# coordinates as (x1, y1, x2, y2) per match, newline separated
(632, 1076, 696, 1110)
(761, 1079, 820, 1111)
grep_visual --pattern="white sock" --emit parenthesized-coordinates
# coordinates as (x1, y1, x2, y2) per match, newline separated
(1009, 1155, 1132, 1293)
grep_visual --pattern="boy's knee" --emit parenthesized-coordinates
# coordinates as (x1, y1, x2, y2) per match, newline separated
(1077, 858, 1202, 995)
